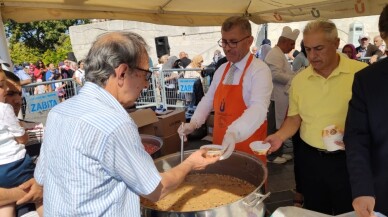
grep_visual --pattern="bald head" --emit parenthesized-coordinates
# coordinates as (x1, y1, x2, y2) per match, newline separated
(374, 35, 384, 47)
(85, 32, 148, 87)
(179, 51, 188, 59)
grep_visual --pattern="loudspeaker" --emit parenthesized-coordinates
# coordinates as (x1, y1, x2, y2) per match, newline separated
(67, 52, 77, 62)
(155, 36, 170, 58)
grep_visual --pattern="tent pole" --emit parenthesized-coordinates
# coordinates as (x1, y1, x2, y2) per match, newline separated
(0, 11, 13, 70)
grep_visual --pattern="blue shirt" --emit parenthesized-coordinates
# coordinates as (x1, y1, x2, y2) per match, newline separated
(45, 69, 56, 90)
(35, 82, 161, 216)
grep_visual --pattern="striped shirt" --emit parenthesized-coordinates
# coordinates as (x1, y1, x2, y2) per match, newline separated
(35, 82, 161, 216)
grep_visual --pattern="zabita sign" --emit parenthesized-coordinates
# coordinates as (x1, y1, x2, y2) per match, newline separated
(178, 78, 197, 93)
(25, 92, 60, 114)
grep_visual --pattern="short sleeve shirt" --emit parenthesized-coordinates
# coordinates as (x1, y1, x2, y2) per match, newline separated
(288, 54, 367, 149)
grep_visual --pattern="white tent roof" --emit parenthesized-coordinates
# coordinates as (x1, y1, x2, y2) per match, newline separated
(0, 0, 386, 25)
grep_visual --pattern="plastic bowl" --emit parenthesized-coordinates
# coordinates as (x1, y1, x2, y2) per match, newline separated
(249, 141, 270, 155)
(200, 144, 224, 157)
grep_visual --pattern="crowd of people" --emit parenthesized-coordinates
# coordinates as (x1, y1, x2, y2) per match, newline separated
(150, 50, 218, 119)
(0, 4, 387, 217)
(10, 59, 85, 101)
(254, 32, 386, 67)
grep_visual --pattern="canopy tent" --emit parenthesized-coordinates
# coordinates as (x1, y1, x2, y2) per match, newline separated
(0, 0, 386, 26)
(0, 0, 385, 64)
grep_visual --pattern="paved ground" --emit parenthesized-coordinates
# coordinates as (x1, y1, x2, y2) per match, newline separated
(185, 137, 296, 216)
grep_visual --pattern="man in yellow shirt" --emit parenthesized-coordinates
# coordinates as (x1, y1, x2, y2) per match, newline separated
(265, 20, 367, 215)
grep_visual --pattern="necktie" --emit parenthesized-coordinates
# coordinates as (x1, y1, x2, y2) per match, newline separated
(225, 64, 237, 84)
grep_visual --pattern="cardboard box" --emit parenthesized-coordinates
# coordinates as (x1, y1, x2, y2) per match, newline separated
(160, 133, 182, 156)
(154, 110, 185, 137)
(129, 109, 158, 135)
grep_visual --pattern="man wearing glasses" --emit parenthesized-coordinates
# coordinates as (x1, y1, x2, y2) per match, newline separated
(179, 16, 272, 160)
(34, 32, 219, 216)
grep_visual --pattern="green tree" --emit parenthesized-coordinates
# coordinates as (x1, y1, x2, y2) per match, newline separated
(42, 36, 73, 65)
(9, 42, 40, 65)
(10, 34, 73, 66)
(5, 19, 89, 53)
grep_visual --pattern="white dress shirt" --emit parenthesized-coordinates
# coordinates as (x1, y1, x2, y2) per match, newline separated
(35, 82, 161, 216)
(191, 53, 272, 142)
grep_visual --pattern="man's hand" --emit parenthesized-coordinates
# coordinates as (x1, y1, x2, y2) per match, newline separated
(177, 122, 196, 142)
(17, 178, 43, 205)
(353, 196, 376, 217)
(220, 132, 236, 160)
(369, 55, 378, 64)
(264, 133, 284, 154)
(185, 149, 220, 170)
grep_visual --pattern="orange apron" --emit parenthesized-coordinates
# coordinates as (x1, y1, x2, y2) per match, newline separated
(213, 54, 267, 158)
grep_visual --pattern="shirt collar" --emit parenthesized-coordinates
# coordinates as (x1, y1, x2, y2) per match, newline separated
(230, 52, 251, 71)
(80, 82, 128, 116)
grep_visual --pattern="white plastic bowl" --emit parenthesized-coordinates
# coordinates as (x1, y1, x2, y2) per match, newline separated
(249, 141, 270, 155)
(200, 144, 224, 157)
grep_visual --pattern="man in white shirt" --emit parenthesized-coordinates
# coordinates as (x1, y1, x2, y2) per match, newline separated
(178, 16, 272, 160)
(264, 26, 300, 164)
(34, 32, 219, 216)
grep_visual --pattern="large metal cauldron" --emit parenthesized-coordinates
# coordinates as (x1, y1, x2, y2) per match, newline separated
(141, 150, 270, 217)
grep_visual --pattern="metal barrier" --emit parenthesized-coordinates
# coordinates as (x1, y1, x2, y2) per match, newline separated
(21, 78, 78, 123)
(158, 68, 210, 109)
(135, 67, 212, 110)
(136, 68, 160, 108)
(19, 68, 213, 122)
(357, 56, 386, 63)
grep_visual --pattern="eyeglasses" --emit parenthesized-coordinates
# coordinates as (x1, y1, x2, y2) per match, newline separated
(218, 35, 250, 48)
(135, 67, 153, 81)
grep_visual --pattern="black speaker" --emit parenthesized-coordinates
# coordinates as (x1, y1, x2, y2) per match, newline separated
(67, 52, 77, 62)
(155, 36, 170, 58)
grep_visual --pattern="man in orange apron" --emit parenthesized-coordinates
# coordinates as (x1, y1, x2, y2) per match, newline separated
(178, 16, 272, 161)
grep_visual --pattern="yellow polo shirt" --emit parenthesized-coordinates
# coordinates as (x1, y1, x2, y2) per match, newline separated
(288, 54, 367, 149)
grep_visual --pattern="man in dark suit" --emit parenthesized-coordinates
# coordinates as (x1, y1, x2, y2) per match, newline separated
(356, 33, 383, 64)
(344, 4, 388, 217)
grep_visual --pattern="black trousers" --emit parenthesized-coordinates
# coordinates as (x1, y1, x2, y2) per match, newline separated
(267, 100, 283, 160)
(292, 130, 302, 193)
(299, 139, 353, 215)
